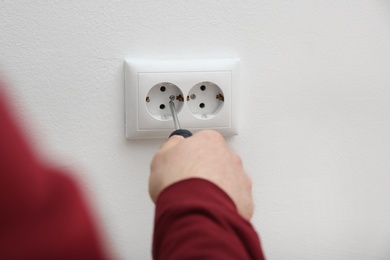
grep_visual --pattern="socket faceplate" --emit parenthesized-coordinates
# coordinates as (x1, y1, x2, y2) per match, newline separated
(124, 58, 239, 139)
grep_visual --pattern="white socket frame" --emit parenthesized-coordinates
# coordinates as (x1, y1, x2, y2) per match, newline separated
(124, 58, 239, 139)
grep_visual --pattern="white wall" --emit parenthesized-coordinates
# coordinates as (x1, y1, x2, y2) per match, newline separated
(1, 1, 390, 259)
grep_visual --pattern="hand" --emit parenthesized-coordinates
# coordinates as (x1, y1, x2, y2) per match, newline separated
(149, 130, 254, 220)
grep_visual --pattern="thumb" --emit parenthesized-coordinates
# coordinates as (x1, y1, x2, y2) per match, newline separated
(159, 135, 184, 153)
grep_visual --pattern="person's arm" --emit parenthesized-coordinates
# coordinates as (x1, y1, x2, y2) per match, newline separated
(149, 131, 265, 259)
(0, 87, 107, 259)
(153, 178, 264, 259)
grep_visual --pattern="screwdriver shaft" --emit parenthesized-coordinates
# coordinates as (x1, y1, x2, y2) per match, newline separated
(169, 100, 181, 130)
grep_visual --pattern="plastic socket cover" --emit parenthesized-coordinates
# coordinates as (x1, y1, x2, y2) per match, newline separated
(124, 58, 239, 139)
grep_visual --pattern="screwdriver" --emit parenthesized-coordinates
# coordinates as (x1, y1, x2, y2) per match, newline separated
(168, 95, 192, 138)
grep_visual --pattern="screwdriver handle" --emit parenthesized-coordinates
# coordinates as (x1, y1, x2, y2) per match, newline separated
(169, 129, 192, 138)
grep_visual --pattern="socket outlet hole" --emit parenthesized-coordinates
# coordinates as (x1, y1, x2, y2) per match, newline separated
(146, 82, 183, 121)
(187, 81, 224, 120)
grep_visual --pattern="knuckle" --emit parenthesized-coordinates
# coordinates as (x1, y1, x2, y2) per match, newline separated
(247, 176, 253, 189)
(232, 153, 243, 166)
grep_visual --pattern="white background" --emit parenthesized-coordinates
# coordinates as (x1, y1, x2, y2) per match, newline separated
(1, 1, 390, 259)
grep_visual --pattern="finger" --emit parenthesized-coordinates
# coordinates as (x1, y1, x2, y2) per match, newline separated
(242, 200, 255, 221)
(159, 135, 184, 153)
(194, 130, 225, 144)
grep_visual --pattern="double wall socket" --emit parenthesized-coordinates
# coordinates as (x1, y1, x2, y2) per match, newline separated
(124, 58, 239, 139)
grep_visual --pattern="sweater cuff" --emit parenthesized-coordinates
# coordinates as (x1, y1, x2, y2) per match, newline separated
(156, 178, 238, 215)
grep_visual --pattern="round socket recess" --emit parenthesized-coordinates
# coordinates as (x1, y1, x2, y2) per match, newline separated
(145, 82, 184, 121)
(187, 81, 224, 119)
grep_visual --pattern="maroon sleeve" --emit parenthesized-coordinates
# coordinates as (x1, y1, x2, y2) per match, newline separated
(153, 178, 265, 260)
(0, 88, 108, 259)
